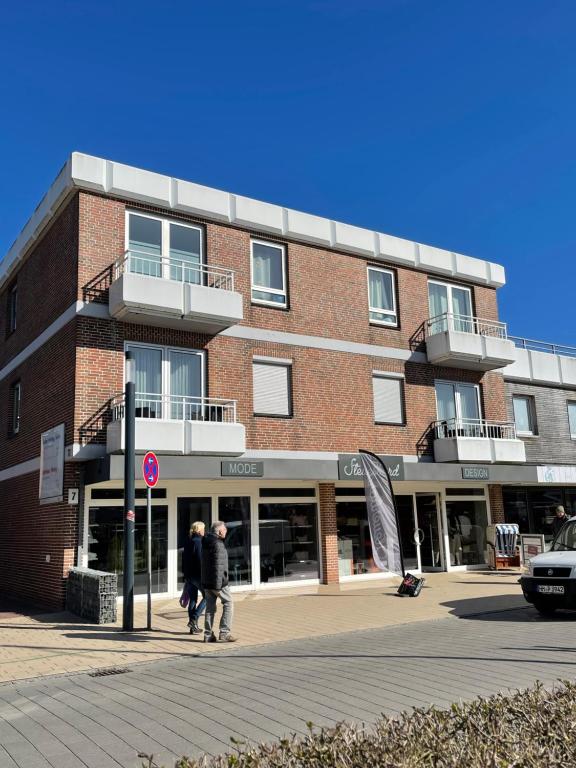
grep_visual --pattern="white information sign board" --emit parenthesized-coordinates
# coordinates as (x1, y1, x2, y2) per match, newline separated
(39, 424, 65, 504)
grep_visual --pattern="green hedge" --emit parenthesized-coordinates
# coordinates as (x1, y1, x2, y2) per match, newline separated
(143, 681, 576, 768)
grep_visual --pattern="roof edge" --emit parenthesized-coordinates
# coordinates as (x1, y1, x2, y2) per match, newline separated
(0, 152, 506, 291)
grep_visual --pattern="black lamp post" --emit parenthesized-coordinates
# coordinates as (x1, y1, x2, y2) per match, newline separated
(122, 350, 136, 631)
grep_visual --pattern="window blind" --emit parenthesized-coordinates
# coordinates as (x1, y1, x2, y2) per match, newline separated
(373, 376, 403, 424)
(253, 362, 291, 416)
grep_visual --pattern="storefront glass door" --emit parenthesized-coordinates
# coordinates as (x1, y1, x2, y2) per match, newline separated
(415, 494, 443, 570)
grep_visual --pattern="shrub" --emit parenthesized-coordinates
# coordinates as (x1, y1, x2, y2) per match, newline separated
(141, 681, 576, 768)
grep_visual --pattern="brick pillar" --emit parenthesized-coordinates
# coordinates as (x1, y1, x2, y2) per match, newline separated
(319, 483, 339, 584)
(488, 484, 505, 523)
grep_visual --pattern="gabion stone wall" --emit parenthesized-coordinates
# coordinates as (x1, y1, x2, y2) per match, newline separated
(66, 567, 117, 624)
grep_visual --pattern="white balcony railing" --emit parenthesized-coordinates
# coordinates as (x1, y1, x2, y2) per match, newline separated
(111, 393, 238, 424)
(427, 313, 508, 339)
(113, 250, 235, 292)
(434, 418, 517, 441)
(510, 336, 576, 359)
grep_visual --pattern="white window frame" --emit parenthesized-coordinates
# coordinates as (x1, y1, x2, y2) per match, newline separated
(250, 239, 287, 308)
(512, 394, 537, 437)
(8, 282, 17, 334)
(11, 381, 21, 434)
(125, 211, 204, 280)
(434, 380, 482, 423)
(252, 358, 292, 417)
(428, 279, 473, 317)
(367, 266, 398, 327)
(372, 372, 405, 425)
(124, 342, 205, 404)
(568, 401, 576, 440)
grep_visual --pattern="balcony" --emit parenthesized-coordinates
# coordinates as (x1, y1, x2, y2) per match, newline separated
(433, 418, 526, 464)
(108, 251, 243, 334)
(425, 313, 517, 371)
(106, 394, 246, 456)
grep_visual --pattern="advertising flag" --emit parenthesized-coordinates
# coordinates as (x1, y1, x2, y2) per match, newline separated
(359, 450, 404, 576)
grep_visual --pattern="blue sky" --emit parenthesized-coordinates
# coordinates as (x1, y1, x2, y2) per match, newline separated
(1, 0, 575, 343)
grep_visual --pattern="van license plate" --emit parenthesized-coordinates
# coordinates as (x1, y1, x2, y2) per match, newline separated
(537, 585, 564, 594)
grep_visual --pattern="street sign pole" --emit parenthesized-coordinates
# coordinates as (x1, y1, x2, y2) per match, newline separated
(146, 484, 152, 631)
(142, 451, 159, 632)
(122, 351, 136, 632)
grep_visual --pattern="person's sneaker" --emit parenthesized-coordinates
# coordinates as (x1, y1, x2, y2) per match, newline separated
(203, 634, 218, 643)
(190, 620, 202, 635)
(219, 634, 238, 643)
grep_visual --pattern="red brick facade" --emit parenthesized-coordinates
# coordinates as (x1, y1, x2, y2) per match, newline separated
(0, 187, 512, 608)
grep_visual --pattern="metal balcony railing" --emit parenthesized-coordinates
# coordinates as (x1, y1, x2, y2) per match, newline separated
(113, 250, 235, 291)
(510, 336, 576, 359)
(433, 418, 517, 441)
(427, 312, 508, 339)
(111, 393, 238, 424)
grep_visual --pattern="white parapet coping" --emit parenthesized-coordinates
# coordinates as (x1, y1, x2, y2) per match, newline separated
(504, 347, 576, 388)
(0, 152, 506, 291)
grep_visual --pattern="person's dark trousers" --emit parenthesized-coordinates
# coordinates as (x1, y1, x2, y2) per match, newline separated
(186, 578, 206, 623)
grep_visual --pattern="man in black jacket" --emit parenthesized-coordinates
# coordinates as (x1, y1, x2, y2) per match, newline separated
(181, 521, 206, 634)
(201, 521, 237, 643)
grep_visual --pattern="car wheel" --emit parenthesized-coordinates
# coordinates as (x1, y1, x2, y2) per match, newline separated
(533, 600, 557, 617)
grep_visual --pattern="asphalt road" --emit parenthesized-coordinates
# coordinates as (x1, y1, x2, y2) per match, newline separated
(1, 603, 575, 768)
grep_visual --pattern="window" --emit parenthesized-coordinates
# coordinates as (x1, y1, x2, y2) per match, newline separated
(435, 381, 482, 437)
(512, 395, 537, 436)
(367, 267, 397, 326)
(126, 212, 203, 283)
(6, 282, 17, 335)
(435, 381, 480, 423)
(251, 240, 287, 307)
(126, 344, 204, 419)
(568, 402, 576, 439)
(88, 506, 168, 594)
(259, 503, 319, 582)
(10, 381, 21, 435)
(253, 359, 292, 417)
(373, 374, 404, 424)
(428, 280, 473, 334)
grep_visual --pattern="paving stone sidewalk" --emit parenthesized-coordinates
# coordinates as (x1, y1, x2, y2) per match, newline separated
(0, 571, 525, 683)
(1, 602, 575, 768)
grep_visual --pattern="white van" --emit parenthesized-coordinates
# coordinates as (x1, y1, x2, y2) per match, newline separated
(520, 516, 576, 615)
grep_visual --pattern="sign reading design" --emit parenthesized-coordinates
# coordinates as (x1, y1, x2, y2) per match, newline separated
(462, 466, 489, 480)
(338, 454, 404, 481)
(221, 460, 264, 477)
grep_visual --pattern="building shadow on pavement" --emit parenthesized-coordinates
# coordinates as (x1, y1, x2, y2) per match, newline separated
(441, 594, 545, 621)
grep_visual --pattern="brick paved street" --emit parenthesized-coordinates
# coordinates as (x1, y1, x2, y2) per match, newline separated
(1, 598, 576, 768)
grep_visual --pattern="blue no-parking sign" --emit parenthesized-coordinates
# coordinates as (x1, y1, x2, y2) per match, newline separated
(142, 452, 160, 488)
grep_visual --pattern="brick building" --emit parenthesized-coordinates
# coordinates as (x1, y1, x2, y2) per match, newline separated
(0, 153, 535, 609)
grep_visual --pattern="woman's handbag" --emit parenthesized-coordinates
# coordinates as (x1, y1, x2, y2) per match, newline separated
(179, 586, 190, 608)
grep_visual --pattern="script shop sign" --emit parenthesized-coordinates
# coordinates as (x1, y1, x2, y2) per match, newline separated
(338, 454, 405, 482)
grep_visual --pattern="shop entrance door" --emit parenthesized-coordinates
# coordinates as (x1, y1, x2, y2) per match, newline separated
(414, 493, 444, 571)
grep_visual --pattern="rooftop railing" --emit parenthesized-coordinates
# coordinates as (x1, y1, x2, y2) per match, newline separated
(113, 250, 235, 291)
(433, 418, 517, 441)
(510, 336, 576, 359)
(111, 393, 238, 424)
(426, 312, 508, 339)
